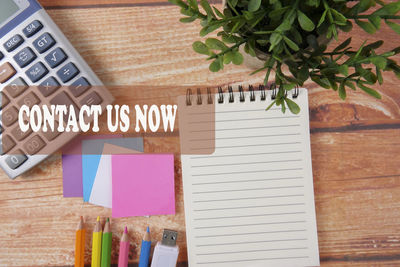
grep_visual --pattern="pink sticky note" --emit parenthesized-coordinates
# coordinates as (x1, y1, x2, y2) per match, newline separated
(112, 154, 175, 217)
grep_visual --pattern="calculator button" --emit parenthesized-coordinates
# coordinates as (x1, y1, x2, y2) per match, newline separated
(1, 93, 10, 109)
(13, 47, 37, 68)
(0, 52, 4, 60)
(23, 20, 43, 37)
(0, 135, 15, 155)
(2, 106, 19, 126)
(80, 91, 103, 106)
(25, 62, 48, 82)
(24, 135, 45, 155)
(3, 34, 24, 52)
(0, 62, 16, 83)
(50, 92, 79, 117)
(39, 76, 60, 97)
(45, 48, 68, 68)
(11, 124, 32, 141)
(18, 92, 40, 108)
(5, 77, 28, 97)
(69, 77, 91, 97)
(5, 150, 27, 169)
(33, 33, 56, 54)
(57, 62, 80, 83)
(42, 121, 61, 141)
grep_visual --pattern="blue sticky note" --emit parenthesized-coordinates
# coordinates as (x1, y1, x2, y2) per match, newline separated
(82, 137, 144, 202)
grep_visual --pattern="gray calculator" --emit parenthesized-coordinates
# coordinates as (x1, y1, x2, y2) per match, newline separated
(0, 0, 114, 179)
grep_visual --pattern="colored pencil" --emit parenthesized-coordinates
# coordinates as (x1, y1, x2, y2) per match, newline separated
(75, 216, 85, 267)
(138, 227, 151, 267)
(101, 218, 112, 267)
(118, 226, 130, 267)
(91, 216, 102, 267)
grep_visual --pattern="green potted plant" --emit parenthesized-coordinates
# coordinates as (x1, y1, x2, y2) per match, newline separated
(168, 0, 400, 113)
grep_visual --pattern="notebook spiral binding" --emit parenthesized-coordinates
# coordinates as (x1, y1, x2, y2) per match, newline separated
(186, 84, 299, 106)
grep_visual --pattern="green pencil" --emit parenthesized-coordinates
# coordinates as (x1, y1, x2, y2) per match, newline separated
(100, 218, 112, 267)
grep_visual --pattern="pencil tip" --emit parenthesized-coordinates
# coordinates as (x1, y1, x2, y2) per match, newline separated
(124, 226, 128, 233)
(147, 226, 150, 233)
(97, 216, 100, 221)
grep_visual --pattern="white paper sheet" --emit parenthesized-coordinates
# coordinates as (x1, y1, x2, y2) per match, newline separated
(180, 88, 319, 267)
(89, 143, 141, 208)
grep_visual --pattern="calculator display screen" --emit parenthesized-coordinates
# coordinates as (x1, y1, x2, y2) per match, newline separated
(0, 0, 20, 26)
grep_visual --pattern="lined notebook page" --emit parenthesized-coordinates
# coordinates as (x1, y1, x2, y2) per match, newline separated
(180, 88, 319, 267)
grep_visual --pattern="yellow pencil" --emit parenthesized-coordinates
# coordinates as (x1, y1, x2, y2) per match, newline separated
(91, 216, 102, 267)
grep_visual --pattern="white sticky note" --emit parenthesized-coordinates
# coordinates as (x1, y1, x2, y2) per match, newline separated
(89, 143, 141, 208)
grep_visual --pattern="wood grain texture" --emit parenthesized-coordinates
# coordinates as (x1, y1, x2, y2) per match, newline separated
(38, 0, 171, 8)
(0, 1, 400, 266)
(38, 0, 221, 8)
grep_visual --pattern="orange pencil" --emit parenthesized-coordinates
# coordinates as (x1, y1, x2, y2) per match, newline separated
(75, 216, 85, 267)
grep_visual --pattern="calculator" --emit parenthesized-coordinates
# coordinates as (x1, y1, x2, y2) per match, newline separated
(0, 0, 114, 179)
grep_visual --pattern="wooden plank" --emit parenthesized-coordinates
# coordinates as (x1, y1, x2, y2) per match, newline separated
(0, 3, 400, 266)
(38, 0, 221, 8)
(1, 129, 400, 265)
(38, 0, 171, 8)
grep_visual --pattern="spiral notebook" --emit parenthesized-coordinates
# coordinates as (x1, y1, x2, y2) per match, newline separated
(179, 86, 319, 267)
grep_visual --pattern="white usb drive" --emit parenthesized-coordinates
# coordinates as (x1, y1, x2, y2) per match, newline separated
(150, 229, 179, 267)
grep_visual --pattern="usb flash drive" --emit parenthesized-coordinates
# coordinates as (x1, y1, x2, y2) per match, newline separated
(150, 229, 179, 267)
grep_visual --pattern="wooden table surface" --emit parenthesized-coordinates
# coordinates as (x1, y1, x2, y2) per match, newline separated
(1, 0, 400, 266)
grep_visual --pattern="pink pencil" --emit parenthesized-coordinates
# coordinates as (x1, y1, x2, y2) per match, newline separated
(118, 226, 130, 267)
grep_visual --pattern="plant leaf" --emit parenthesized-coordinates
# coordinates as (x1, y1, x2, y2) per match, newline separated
(297, 10, 315, 31)
(213, 7, 224, 18)
(311, 76, 331, 89)
(209, 60, 221, 72)
(369, 15, 381, 29)
(200, 23, 222, 36)
(283, 36, 299, 51)
(356, 20, 376, 34)
(339, 20, 353, 32)
(248, 0, 262, 12)
(217, 55, 224, 70)
(317, 9, 327, 28)
(180, 16, 197, 23)
(168, 0, 188, 9)
(373, 1, 400, 16)
(357, 82, 381, 99)
(205, 38, 228, 50)
(376, 66, 383, 84)
(187, 0, 198, 10)
(269, 7, 290, 21)
(345, 80, 356, 90)
(333, 37, 352, 53)
(269, 33, 282, 51)
(223, 51, 234, 64)
(265, 100, 276, 111)
(386, 20, 400, 34)
(330, 9, 347, 25)
(364, 40, 384, 51)
(232, 51, 244, 65)
(192, 41, 210, 55)
(281, 101, 286, 113)
(228, 0, 238, 7)
(370, 56, 387, 69)
(339, 81, 346, 100)
(285, 98, 300, 114)
(338, 64, 349, 76)
(200, 0, 216, 20)
(243, 11, 254, 20)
